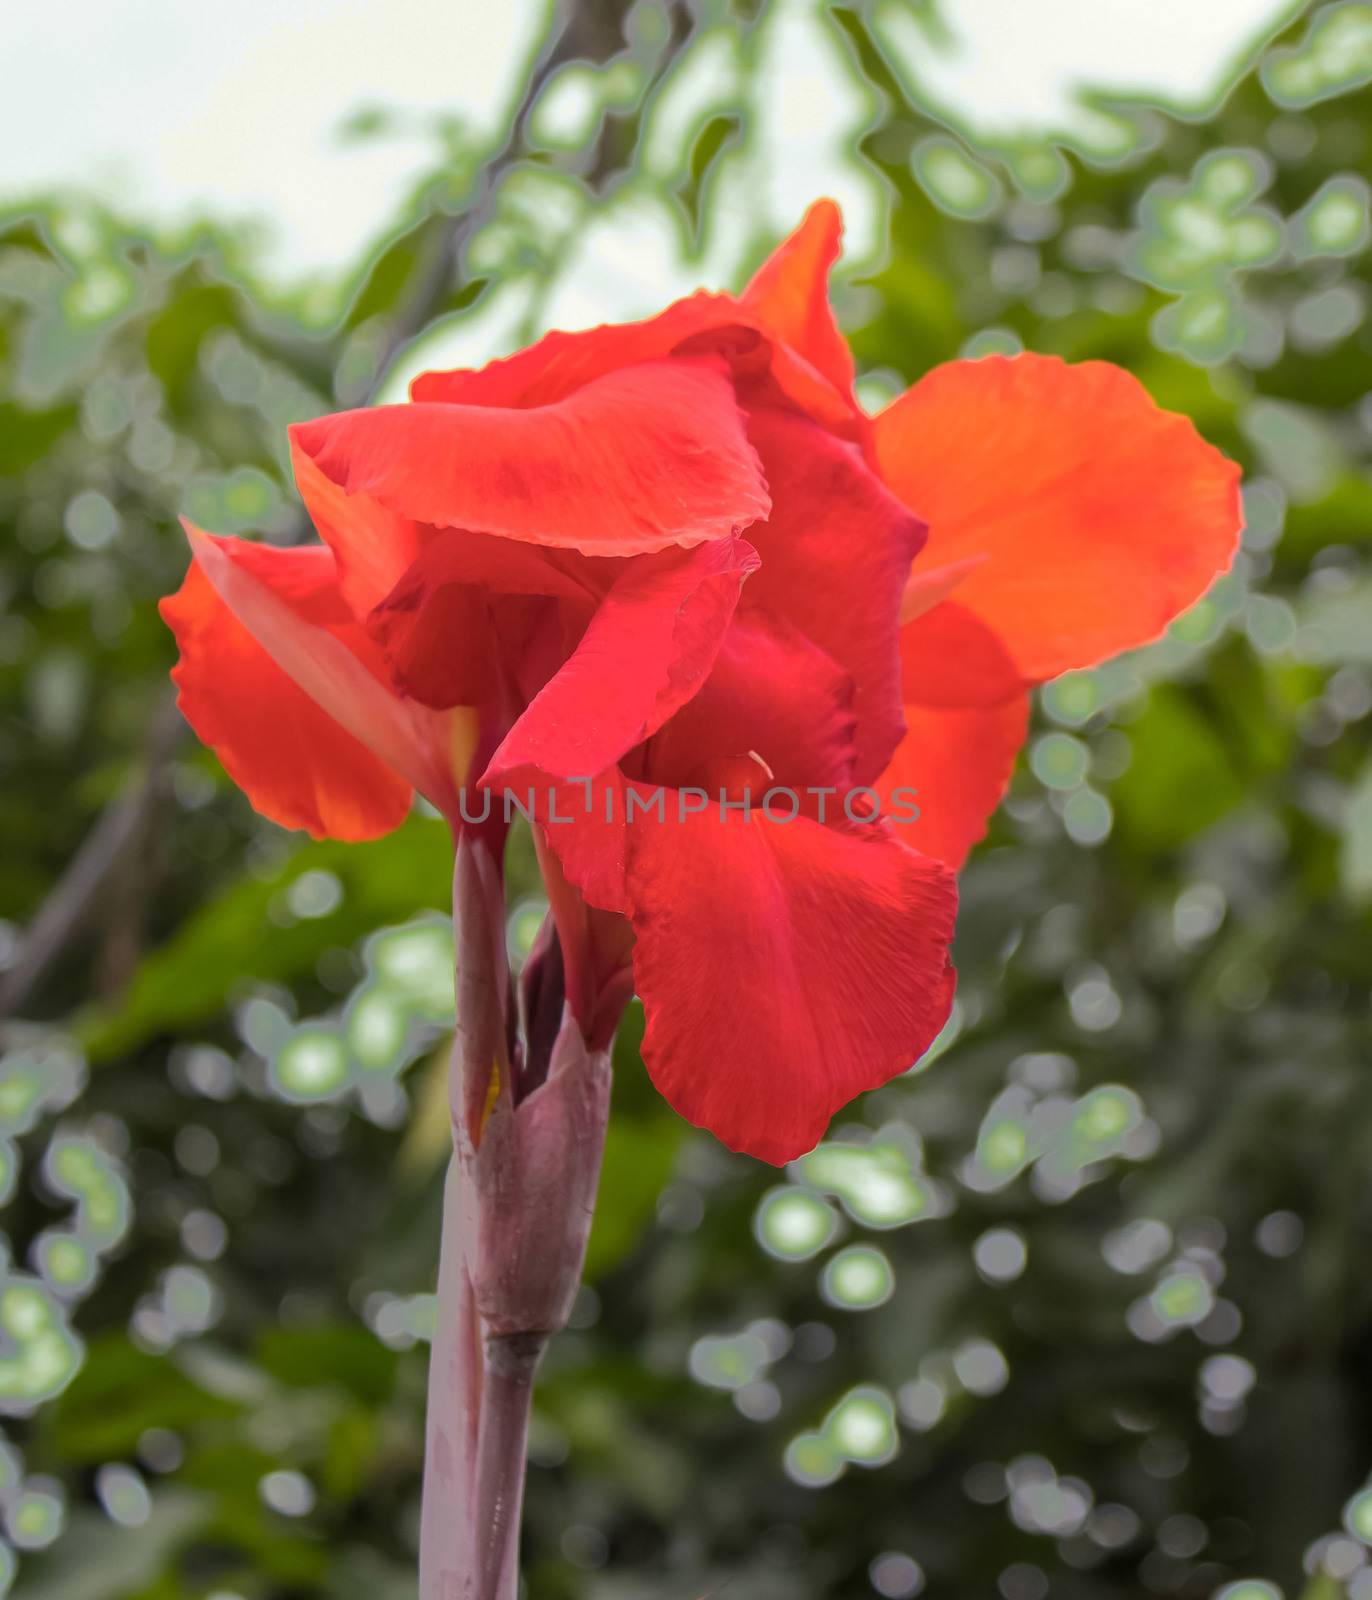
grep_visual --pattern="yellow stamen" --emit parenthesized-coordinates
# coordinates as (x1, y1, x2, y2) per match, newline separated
(450, 704, 481, 787)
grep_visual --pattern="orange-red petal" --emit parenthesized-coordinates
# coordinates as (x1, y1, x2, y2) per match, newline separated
(175, 526, 458, 812)
(873, 354, 1242, 682)
(409, 295, 861, 435)
(290, 434, 421, 617)
(160, 545, 414, 840)
(741, 198, 856, 406)
(877, 600, 1029, 868)
(411, 212, 864, 441)
(412, 292, 740, 408)
(879, 697, 1029, 870)
(368, 530, 594, 710)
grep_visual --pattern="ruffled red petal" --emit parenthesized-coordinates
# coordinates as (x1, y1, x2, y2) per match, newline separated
(411, 292, 741, 408)
(627, 803, 957, 1163)
(410, 212, 863, 440)
(519, 609, 867, 950)
(898, 599, 1025, 709)
(368, 531, 593, 710)
(295, 359, 770, 556)
(878, 698, 1029, 870)
(484, 537, 759, 788)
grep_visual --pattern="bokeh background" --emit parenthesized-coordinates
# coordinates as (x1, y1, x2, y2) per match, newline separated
(2, 2, 1372, 1597)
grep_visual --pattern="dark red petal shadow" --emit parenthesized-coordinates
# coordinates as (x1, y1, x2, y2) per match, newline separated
(743, 407, 926, 785)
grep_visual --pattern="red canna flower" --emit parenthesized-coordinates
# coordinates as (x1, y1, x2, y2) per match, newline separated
(161, 201, 1241, 1166)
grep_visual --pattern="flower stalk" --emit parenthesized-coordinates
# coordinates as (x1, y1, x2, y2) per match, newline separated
(420, 832, 612, 1600)
(473, 1331, 545, 1599)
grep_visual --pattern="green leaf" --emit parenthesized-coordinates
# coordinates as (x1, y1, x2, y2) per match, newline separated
(0, 398, 76, 474)
(255, 1323, 398, 1407)
(585, 1114, 684, 1282)
(1341, 757, 1372, 904)
(80, 818, 453, 1062)
(143, 279, 244, 410)
(1111, 685, 1246, 850)
(7, 1495, 209, 1600)
(41, 1337, 241, 1465)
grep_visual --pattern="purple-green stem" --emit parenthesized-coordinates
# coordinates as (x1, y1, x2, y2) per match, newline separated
(420, 835, 611, 1599)
(475, 1333, 546, 1598)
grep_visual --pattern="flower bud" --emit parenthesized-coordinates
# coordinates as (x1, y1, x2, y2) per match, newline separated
(459, 1004, 611, 1339)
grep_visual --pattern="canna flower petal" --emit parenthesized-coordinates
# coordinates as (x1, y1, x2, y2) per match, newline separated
(877, 600, 1028, 869)
(879, 697, 1030, 870)
(368, 531, 595, 710)
(742, 407, 925, 785)
(290, 434, 421, 616)
(740, 198, 856, 405)
(626, 800, 958, 1164)
(171, 525, 459, 817)
(160, 539, 414, 840)
(873, 354, 1243, 682)
(293, 359, 771, 556)
(531, 607, 864, 927)
(898, 554, 987, 626)
(530, 770, 633, 918)
(897, 599, 1025, 710)
(410, 294, 746, 408)
(484, 536, 760, 788)
(645, 608, 858, 797)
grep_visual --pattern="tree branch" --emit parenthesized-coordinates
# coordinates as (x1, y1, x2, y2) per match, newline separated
(0, 694, 183, 1026)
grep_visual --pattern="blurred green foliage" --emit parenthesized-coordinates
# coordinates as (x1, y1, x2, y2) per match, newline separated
(2, 3, 1372, 1598)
